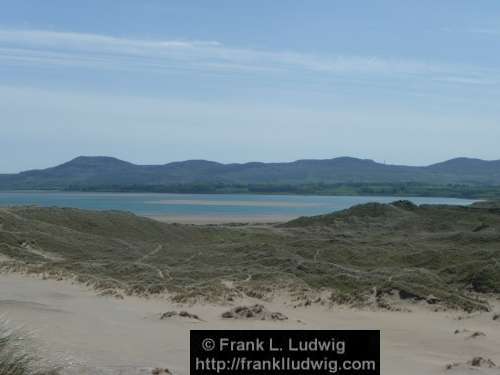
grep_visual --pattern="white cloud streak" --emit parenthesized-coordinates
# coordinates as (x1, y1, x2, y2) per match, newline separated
(467, 28, 500, 36)
(0, 28, 495, 85)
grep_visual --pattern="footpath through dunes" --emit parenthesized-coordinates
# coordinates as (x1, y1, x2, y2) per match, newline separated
(1, 202, 500, 311)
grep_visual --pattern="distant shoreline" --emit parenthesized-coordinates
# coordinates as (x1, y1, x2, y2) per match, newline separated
(2, 156, 500, 200)
(0, 191, 479, 225)
(1, 182, 499, 200)
(147, 214, 294, 225)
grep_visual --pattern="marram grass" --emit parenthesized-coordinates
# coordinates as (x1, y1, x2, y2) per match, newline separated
(0, 320, 58, 375)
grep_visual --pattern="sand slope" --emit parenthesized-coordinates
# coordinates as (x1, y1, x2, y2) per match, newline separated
(0, 274, 499, 375)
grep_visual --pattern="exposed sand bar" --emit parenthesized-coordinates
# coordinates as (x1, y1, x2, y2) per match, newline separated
(1, 274, 499, 374)
(147, 214, 295, 224)
(145, 199, 321, 207)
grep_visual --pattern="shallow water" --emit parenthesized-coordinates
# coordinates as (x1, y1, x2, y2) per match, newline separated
(0, 191, 477, 222)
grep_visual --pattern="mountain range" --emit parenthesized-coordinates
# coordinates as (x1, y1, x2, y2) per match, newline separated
(1, 156, 500, 190)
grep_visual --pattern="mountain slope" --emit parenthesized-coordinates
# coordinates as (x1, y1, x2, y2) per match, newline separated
(1, 156, 500, 190)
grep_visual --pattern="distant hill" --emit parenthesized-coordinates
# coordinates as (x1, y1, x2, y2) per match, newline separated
(1, 156, 500, 191)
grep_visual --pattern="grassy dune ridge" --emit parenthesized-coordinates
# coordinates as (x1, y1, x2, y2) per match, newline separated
(1, 201, 500, 311)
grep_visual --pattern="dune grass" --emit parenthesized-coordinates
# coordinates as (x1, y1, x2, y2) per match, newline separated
(0, 320, 58, 375)
(1, 202, 500, 311)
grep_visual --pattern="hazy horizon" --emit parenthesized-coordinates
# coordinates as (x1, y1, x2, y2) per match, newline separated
(2, 1, 500, 173)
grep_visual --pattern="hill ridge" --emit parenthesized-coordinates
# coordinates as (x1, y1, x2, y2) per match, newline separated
(1, 155, 500, 190)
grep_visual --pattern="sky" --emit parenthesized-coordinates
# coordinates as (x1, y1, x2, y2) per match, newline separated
(1, 0, 500, 173)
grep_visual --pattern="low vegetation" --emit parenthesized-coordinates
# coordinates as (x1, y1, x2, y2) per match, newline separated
(1, 201, 500, 311)
(0, 320, 58, 375)
(66, 182, 500, 199)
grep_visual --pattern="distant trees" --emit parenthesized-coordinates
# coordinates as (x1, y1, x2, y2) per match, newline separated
(60, 182, 500, 199)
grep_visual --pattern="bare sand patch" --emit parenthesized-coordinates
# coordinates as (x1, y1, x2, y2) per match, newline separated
(0, 254, 12, 262)
(147, 214, 293, 224)
(145, 199, 321, 208)
(1, 274, 500, 375)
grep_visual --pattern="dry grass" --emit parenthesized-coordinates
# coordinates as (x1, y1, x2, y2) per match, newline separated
(0, 320, 59, 375)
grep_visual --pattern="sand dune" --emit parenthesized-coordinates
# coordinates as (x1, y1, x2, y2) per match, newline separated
(1, 273, 499, 375)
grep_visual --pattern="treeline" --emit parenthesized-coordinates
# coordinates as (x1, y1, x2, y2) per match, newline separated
(63, 182, 500, 199)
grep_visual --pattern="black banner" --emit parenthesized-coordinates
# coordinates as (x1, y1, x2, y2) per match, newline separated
(191, 330, 380, 374)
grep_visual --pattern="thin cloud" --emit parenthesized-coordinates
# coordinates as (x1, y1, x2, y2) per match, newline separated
(435, 76, 499, 85)
(0, 28, 497, 86)
(442, 26, 500, 36)
(467, 28, 500, 36)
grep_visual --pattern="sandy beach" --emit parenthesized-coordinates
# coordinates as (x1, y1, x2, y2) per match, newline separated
(146, 214, 295, 224)
(1, 273, 499, 375)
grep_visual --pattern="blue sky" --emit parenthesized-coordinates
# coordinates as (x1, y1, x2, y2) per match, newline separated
(1, 0, 499, 172)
